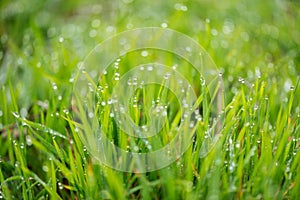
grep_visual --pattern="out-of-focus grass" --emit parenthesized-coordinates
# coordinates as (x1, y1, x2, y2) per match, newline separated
(0, 0, 300, 199)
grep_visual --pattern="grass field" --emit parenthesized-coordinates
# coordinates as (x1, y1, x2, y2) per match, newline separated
(0, 0, 300, 199)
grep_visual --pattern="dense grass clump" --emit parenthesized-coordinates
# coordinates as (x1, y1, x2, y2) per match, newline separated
(0, 0, 300, 199)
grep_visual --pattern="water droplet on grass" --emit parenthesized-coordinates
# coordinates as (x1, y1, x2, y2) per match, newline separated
(161, 22, 168, 28)
(162, 110, 167, 116)
(59, 37, 64, 43)
(69, 78, 74, 83)
(88, 112, 94, 118)
(58, 182, 63, 190)
(132, 77, 138, 85)
(91, 19, 101, 28)
(26, 136, 32, 146)
(174, 3, 188, 11)
(238, 77, 245, 84)
(42, 165, 49, 172)
(133, 146, 139, 152)
(141, 50, 148, 57)
(189, 122, 195, 128)
(89, 29, 97, 38)
(200, 77, 206, 86)
(147, 65, 153, 71)
(52, 83, 58, 90)
(290, 86, 295, 91)
(211, 29, 218, 36)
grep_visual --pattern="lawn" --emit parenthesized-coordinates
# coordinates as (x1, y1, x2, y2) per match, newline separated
(0, 0, 300, 199)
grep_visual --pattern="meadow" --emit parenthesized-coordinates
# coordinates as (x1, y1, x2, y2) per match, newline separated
(0, 0, 300, 199)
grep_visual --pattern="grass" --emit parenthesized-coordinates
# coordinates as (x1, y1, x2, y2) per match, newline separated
(0, 0, 300, 199)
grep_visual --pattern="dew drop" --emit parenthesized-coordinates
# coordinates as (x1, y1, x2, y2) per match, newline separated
(162, 110, 167, 116)
(69, 78, 74, 83)
(133, 146, 139, 152)
(91, 19, 101, 28)
(107, 99, 112, 105)
(161, 22, 168, 28)
(52, 83, 58, 90)
(189, 122, 195, 128)
(88, 112, 94, 118)
(290, 86, 295, 91)
(58, 182, 63, 190)
(26, 136, 32, 146)
(42, 165, 49, 172)
(141, 50, 148, 57)
(59, 37, 64, 43)
(147, 65, 153, 71)
(200, 77, 206, 86)
(164, 72, 170, 80)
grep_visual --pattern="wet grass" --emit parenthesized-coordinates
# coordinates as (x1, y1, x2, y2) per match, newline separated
(0, 0, 300, 199)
